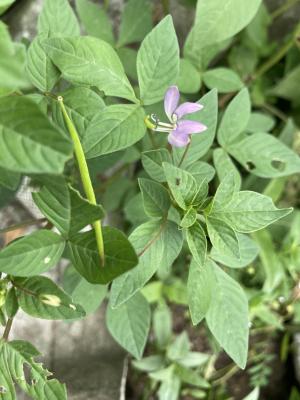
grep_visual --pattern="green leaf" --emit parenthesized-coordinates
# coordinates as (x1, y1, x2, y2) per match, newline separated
(63, 265, 107, 315)
(133, 355, 165, 372)
(110, 220, 183, 307)
(0, 22, 31, 94)
(252, 230, 284, 292)
(206, 262, 249, 368)
(142, 148, 172, 182)
(117, 47, 138, 81)
(187, 259, 215, 325)
(0, 0, 15, 15)
(210, 190, 292, 233)
(177, 58, 201, 94)
(228, 133, 300, 178)
(83, 104, 146, 158)
(246, 112, 275, 133)
(186, 222, 207, 267)
(185, 161, 215, 183)
(118, 0, 152, 47)
(213, 148, 241, 191)
(177, 352, 210, 368)
(51, 86, 105, 140)
(271, 65, 300, 104)
(0, 340, 67, 399)
(180, 208, 197, 229)
(137, 15, 179, 105)
(75, 0, 114, 44)
(175, 365, 210, 389)
(203, 68, 244, 93)
(26, 33, 60, 92)
(0, 96, 72, 174)
(173, 89, 218, 166)
(16, 276, 85, 320)
(5, 288, 19, 318)
(163, 163, 200, 210)
(206, 216, 240, 260)
(0, 167, 20, 190)
(38, 0, 80, 37)
(44, 36, 137, 102)
(0, 230, 65, 277)
(191, 0, 262, 48)
(167, 332, 190, 361)
(67, 227, 138, 284)
(153, 302, 172, 348)
(33, 178, 104, 237)
(139, 178, 170, 218)
(211, 233, 259, 268)
(106, 292, 151, 359)
(217, 88, 251, 148)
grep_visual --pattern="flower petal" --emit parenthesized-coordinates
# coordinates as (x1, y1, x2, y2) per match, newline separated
(176, 120, 207, 135)
(168, 131, 190, 147)
(164, 86, 180, 122)
(174, 102, 203, 119)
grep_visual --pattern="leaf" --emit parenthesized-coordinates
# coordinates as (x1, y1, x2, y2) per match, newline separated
(137, 15, 179, 105)
(175, 365, 210, 389)
(0, 96, 72, 174)
(142, 148, 172, 182)
(206, 216, 240, 260)
(185, 161, 215, 183)
(26, 33, 60, 92)
(118, 0, 152, 47)
(228, 133, 300, 178)
(110, 220, 183, 307)
(177, 58, 201, 94)
(187, 259, 215, 325)
(173, 89, 218, 167)
(211, 233, 259, 268)
(271, 65, 300, 104)
(38, 0, 80, 37)
(139, 178, 171, 218)
(186, 222, 207, 268)
(167, 332, 191, 361)
(163, 163, 199, 210)
(191, 0, 262, 48)
(51, 86, 105, 140)
(0, 340, 67, 399)
(213, 148, 241, 191)
(0, 230, 65, 277)
(0, 167, 20, 190)
(117, 47, 138, 81)
(67, 227, 138, 284)
(75, 0, 114, 45)
(83, 104, 146, 158)
(210, 190, 292, 233)
(133, 355, 165, 372)
(44, 36, 137, 102)
(246, 112, 275, 133)
(0, 0, 15, 15)
(106, 292, 151, 359)
(0, 22, 31, 94)
(63, 265, 107, 315)
(206, 262, 249, 368)
(5, 288, 19, 318)
(217, 88, 251, 148)
(252, 230, 284, 292)
(180, 208, 197, 229)
(33, 178, 104, 237)
(203, 68, 244, 93)
(153, 302, 172, 348)
(16, 276, 85, 320)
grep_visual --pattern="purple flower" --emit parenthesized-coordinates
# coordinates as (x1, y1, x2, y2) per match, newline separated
(145, 86, 207, 147)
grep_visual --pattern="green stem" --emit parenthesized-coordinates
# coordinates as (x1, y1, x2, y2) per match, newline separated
(2, 317, 13, 341)
(58, 97, 105, 266)
(161, 0, 170, 15)
(271, 0, 300, 20)
(177, 142, 191, 167)
(254, 38, 294, 79)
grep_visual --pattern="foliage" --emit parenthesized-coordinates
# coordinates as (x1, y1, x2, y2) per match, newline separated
(0, 0, 300, 399)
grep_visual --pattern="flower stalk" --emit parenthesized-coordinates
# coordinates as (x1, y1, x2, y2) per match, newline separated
(58, 96, 105, 266)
